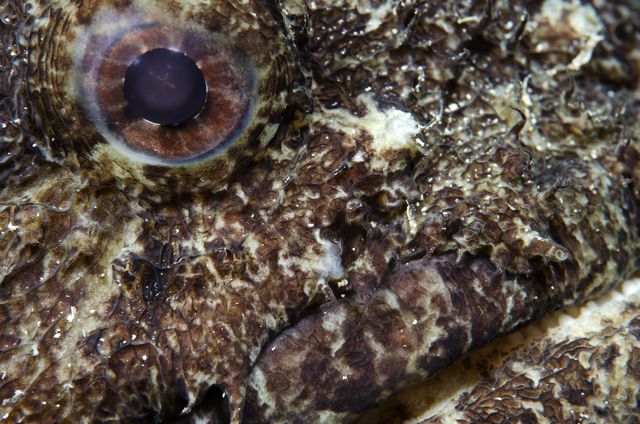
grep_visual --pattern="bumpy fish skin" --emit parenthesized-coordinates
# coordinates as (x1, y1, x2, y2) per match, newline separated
(359, 280, 640, 423)
(419, 296, 640, 424)
(0, 1, 639, 424)
(243, 0, 640, 421)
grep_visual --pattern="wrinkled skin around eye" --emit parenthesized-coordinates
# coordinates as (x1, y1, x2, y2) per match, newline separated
(1, 1, 640, 424)
(12, 0, 304, 194)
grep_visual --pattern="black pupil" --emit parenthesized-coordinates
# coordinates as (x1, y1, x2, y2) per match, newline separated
(123, 48, 207, 126)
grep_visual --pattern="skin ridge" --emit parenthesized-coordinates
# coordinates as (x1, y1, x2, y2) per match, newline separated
(0, 0, 639, 423)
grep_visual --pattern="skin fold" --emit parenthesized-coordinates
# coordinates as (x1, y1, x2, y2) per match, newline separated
(358, 278, 640, 423)
(1, 0, 639, 422)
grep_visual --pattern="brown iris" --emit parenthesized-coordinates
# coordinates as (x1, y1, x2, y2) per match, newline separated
(83, 24, 254, 163)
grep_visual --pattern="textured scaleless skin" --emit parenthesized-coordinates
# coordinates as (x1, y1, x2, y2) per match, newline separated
(1, 0, 639, 423)
(357, 279, 640, 424)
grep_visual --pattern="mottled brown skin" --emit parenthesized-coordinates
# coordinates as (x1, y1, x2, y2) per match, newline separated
(1, 0, 639, 423)
(422, 315, 640, 424)
(356, 290, 640, 424)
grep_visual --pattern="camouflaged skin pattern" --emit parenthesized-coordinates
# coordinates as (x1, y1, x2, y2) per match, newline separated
(412, 288, 640, 424)
(244, 0, 640, 421)
(426, 319, 640, 424)
(0, 0, 639, 424)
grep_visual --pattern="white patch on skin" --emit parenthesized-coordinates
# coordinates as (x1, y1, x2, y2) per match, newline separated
(314, 94, 422, 171)
(485, 2, 607, 160)
(360, 97, 422, 154)
(321, 308, 348, 354)
(565, 7, 604, 72)
(232, 183, 249, 205)
(558, 278, 640, 328)
(250, 368, 275, 418)
(352, 150, 366, 163)
(539, 0, 604, 74)
(510, 217, 545, 246)
(284, 0, 397, 33)
(380, 289, 401, 311)
(405, 202, 419, 239)
(357, 1, 396, 33)
(277, 230, 345, 283)
(242, 233, 271, 282)
(487, 82, 521, 128)
(316, 234, 346, 281)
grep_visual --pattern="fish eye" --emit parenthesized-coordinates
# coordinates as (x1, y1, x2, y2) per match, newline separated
(29, 0, 304, 193)
(81, 20, 255, 165)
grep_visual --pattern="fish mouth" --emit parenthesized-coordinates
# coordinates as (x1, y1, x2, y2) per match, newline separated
(376, 275, 640, 424)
